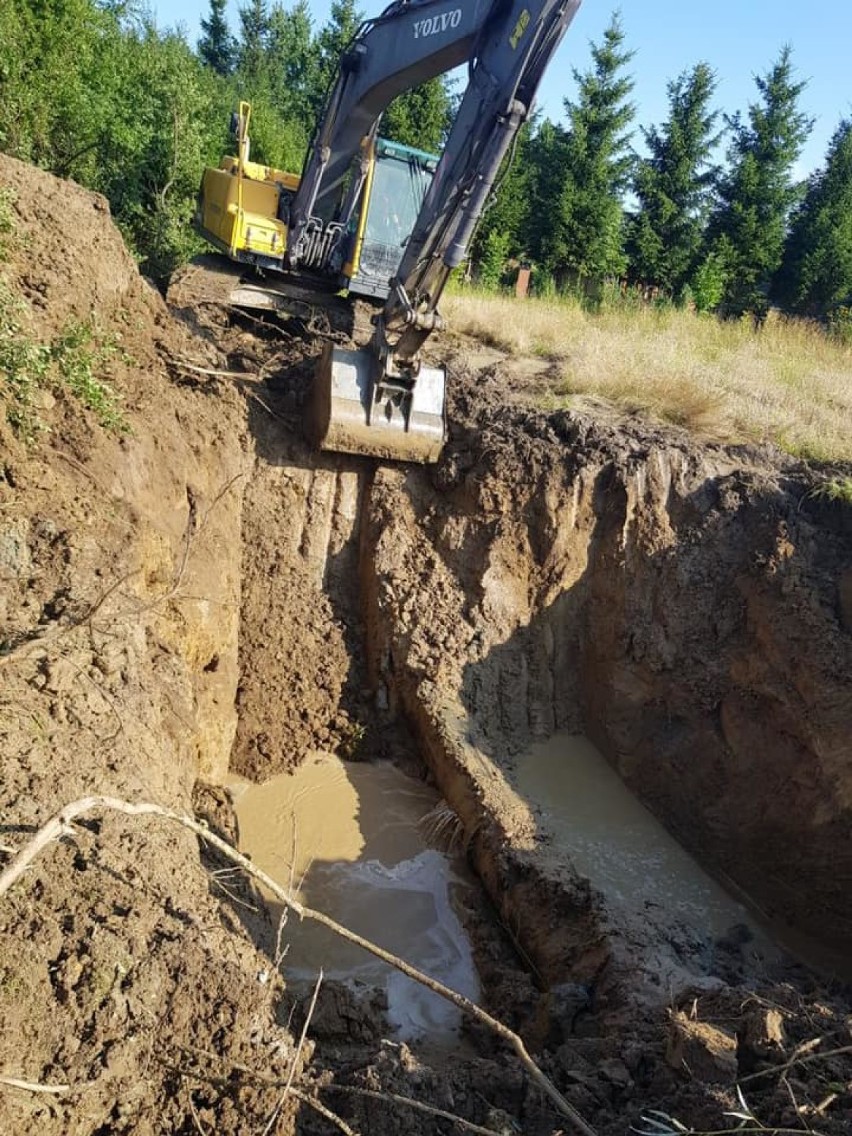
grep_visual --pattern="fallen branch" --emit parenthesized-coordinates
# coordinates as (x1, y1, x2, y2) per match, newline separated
(0, 795, 597, 1136)
(178, 1047, 499, 1136)
(174, 360, 262, 380)
(289, 1088, 359, 1136)
(326, 1084, 505, 1136)
(0, 1076, 70, 1095)
(738, 1042, 852, 1084)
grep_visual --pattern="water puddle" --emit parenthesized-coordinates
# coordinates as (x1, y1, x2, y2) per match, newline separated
(515, 733, 781, 983)
(230, 754, 479, 1042)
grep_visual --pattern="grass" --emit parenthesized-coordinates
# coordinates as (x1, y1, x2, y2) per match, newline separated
(810, 476, 852, 505)
(1, 193, 128, 439)
(0, 187, 17, 260)
(0, 280, 129, 440)
(442, 289, 852, 463)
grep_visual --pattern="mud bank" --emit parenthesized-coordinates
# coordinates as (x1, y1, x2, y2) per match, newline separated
(361, 392, 852, 988)
(2, 156, 851, 1136)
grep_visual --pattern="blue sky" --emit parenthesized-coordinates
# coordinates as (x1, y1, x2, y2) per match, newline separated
(159, 0, 851, 177)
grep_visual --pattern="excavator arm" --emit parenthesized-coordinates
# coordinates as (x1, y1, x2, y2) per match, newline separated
(298, 0, 584, 462)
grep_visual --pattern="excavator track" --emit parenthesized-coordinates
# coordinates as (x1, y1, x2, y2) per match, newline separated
(167, 254, 377, 341)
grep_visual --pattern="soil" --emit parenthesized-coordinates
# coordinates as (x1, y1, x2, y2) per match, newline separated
(1, 155, 851, 1136)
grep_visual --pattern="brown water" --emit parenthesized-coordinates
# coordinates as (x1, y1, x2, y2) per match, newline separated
(230, 753, 479, 1042)
(515, 733, 781, 985)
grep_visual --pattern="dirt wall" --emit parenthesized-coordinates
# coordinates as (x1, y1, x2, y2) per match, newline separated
(363, 379, 852, 965)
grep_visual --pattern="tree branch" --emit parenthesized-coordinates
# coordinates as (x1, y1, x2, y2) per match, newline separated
(0, 795, 597, 1136)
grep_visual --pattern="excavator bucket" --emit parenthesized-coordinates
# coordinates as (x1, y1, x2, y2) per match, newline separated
(306, 342, 446, 463)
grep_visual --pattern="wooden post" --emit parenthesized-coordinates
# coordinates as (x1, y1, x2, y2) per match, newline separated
(515, 263, 531, 299)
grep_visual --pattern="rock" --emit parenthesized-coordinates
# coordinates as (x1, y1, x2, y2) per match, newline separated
(737, 1007, 786, 1075)
(666, 1010, 737, 1083)
(599, 1056, 633, 1090)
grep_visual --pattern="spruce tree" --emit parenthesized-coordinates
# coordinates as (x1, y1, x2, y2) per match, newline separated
(267, 0, 318, 124)
(628, 62, 719, 296)
(774, 119, 852, 317)
(709, 46, 812, 316)
(238, 0, 272, 82)
(471, 121, 535, 268)
(314, 0, 363, 108)
(382, 79, 452, 153)
(547, 13, 636, 288)
(198, 0, 235, 76)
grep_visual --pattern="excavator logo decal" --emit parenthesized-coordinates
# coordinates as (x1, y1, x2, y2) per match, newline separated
(412, 8, 463, 38)
(509, 8, 531, 48)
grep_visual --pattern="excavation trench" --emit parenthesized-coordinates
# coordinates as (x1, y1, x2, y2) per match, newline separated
(229, 365, 852, 1042)
(3, 157, 850, 1136)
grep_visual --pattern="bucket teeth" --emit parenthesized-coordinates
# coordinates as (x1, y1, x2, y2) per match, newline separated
(307, 342, 445, 463)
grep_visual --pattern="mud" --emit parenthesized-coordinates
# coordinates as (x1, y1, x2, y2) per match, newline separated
(1, 155, 851, 1136)
(231, 753, 480, 1044)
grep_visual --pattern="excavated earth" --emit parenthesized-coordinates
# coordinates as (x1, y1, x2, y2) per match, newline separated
(1, 156, 851, 1136)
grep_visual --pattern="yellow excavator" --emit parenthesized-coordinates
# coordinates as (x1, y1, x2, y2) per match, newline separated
(194, 0, 584, 463)
(197, 102, 439, 303)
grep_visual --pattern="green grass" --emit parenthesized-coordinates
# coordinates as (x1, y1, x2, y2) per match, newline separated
(443, 288, 852, 463)
(0, 187, 17, 261)
(811, 476, 852, 505)
(1, 280, 129, 440)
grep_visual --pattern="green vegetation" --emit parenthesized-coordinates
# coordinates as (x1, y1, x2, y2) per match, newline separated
(1, 281, 128, 441)
(0, 187, 17, 258)
(811, 477, 852, 505)
(0, 1, 849, 325)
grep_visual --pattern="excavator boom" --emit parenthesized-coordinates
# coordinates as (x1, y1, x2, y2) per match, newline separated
(298, 0, 584, 462)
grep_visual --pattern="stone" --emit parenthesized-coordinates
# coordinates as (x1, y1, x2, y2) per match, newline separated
(666, 1010, 737, 1083)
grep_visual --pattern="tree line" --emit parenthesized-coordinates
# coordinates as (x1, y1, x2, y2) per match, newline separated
(1, 2, 849, 326)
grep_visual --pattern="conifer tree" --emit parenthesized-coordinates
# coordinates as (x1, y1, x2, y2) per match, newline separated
(198, 0, 235, 76)
(267, 0, 318, 124)
(381, 79, 452, 153)
(628, 62, 719, 296)
(314, 0, 363, 107)
(708, 46, 812, 316)
(238, 0, 272, 81)
(774, 119, 852, 317)
(547, 13, 636, 288)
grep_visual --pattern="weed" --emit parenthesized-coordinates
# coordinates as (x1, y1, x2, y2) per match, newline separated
(0, 187, 17, 260)
(810, 476, 852, 506)
(52, 321, 129, 433)
(1, 285, 129, 438)
(0, 281, 51, 440)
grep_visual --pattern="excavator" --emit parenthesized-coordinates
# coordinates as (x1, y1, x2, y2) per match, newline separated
(195, 0, 584, 463)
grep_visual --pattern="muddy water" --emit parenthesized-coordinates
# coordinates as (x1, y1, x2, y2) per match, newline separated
(230, 754, 479, 1042)
(515, 733, 781, 982)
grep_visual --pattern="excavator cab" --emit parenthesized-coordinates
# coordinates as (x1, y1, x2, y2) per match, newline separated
(342, 139, 437, 298)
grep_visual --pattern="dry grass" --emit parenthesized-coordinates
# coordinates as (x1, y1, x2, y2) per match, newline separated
(442, 291, 852, 462)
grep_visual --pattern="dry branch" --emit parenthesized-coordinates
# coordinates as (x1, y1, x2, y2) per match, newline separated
(0, 1075, 70, 1095)
(0, 795, 598, 1136)
(326, 1084, 506, 1136)
(738, 1042, 852, 1085)
(289, 1088, 360, 1136)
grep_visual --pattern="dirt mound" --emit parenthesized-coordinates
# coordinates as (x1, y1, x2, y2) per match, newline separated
(0, 157, 302, 1135)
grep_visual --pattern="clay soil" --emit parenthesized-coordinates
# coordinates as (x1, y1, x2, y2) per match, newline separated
(1, 156, 851, 1136)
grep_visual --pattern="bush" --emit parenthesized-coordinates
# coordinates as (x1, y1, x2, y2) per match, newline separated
(826, 304, 852, 345)
(689, 251, 728, 313)
(476, 229, 511, 292)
